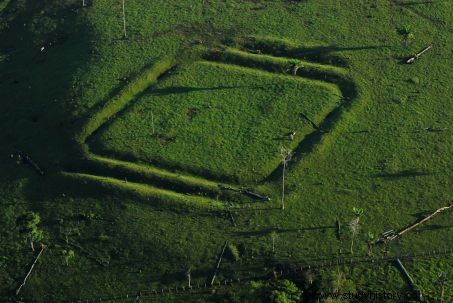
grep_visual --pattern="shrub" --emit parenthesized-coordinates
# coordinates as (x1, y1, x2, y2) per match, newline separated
(408, 76, 420, 85)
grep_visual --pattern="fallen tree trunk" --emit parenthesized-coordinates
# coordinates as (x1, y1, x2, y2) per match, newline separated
(395, 258, 423, 301)
(16, 243, 46, 295)
(406, 45, 432, 64)
(386, 204, 452, 242)
(210, 241, 228, 286)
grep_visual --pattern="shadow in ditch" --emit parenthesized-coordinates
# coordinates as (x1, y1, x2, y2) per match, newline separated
(239, 36, 389, 66)
(371, 169, 432, 179)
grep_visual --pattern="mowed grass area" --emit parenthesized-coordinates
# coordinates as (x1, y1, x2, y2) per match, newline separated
(90, 61, 341, 183)
(0, 0, 452, 301)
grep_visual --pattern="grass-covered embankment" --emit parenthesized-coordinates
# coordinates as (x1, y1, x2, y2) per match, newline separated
(61, 172, 224, 210)
(89, 59, 342, 184)
(75, 57, 177, 144)
(2, 0, 452, 301)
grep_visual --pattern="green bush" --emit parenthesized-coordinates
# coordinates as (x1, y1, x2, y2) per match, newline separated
(409, 76, 420, 85)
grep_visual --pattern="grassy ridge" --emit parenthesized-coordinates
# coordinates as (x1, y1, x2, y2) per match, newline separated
(61, 172, 224, 210)
(78, 154, 237, 199)
(75, 57, 176, 144)
(1, 0, 452, 301)
(90, 59, 342, 183)
(210, 47, 348, 78)
(238, 35, 349, 66)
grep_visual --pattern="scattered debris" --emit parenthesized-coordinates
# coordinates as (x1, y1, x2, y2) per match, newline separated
(16, 243, 46, 296)
(244, 190, 271, 201)
(414, 127, 446, 132)
(218, 184, 270, 201)
(394, 204, 452, 239)
(210, 241, 228, 286)
(218, 184, 241, 192)
(376, 204, 452, 243)
(379, 229, 397, 242)
(13, 152, 45, 176)
(406, 45, 432, 64)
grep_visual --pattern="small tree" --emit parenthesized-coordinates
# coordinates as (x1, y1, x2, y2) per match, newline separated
(121, 0, 127, 39)
(62, 249, 75, 266)
(280, 147, 293, 210)
(332, 268, 345, 293)
(289, 59, 303, 76)
(269, 279, 302, 303)
(400, 25, 415, 46)
(349, 207, 363, 254)
(150, 110, 155, 135)
(186, 267, 191, 288)
(319, 268, 357, 301)
(270, 231, 278, 254)
(17, 212, 44, 251)
(366, 232, 374, 256)
(60, 225, 81, 245)
(301, 268, 314, 286)
(434, 272, 449, 303)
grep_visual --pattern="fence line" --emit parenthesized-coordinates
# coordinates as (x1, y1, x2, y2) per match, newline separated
(59, 248, 453, 303)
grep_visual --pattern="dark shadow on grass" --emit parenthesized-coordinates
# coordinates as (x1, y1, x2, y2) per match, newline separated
(372, 169, 432, 179)
(392, 0, 446, 26)
(291, 45, 389, 56)
(272, 136, 289, 141)
(415, 224, 453, 232)
(1, 2, 100, 298)
(23, 173, 225, 219)
(230, 207, 281, 212)
(412, 210, 434, 219)
(241, 37, 390, 66)
(234, 225, 335, 237)
(394, 1, 439, 6)
(299, 112, 319, 129)
(0, 0, 95, 168)
(150, 85, 239, 95)
(349, 130, 371, 134)
(145, 84, 272, 96)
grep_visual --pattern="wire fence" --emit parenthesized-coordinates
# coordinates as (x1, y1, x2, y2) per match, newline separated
(65, 248, 452, 303)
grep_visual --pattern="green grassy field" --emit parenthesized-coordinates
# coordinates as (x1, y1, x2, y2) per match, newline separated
(90, 60, 342, 183)
(0, 0, 452, 302)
